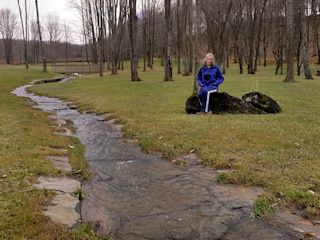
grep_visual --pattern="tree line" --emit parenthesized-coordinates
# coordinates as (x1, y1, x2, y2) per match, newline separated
(0, 0, 319, 82)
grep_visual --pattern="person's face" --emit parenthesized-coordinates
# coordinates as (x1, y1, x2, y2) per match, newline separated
(206, 56, 213, 66)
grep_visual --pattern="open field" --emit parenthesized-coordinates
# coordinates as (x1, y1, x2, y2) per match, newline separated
(30, 60, 320, 219)
(0, 60, 320, 238)
(0, 65, 100, 239)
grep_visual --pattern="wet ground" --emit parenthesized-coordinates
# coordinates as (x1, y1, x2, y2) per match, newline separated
(12, 79, 319, 240)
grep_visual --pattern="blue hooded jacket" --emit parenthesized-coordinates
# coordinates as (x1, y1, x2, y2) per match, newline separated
(197, 65, 224, 89)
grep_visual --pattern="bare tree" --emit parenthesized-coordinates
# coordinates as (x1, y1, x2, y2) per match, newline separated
(231, 0, 245, 74)
(88, 0, 99, 64)
(284, 0, 295, 82)
(142, 0, 147, 72)
(94, 0, 105, 77)
(181, 0, 190, 76)
(254, 0, 267, 72)
(270, 0, 285, 75)
(129, 0, 141, 81)
(46, 14, 60, 64)
(193, 0, 200, 94)
(62, 22, 72, 63)
(201, 0, 233, 72)
(176, 0, 181, 74)
(0, 9, 17, 64)
(298, 0, 313, 79)
(310, 0, 320, 63)
(188, 0, 193, 74)
(107, 0, 127, 75)
(35, 0, 47, 72)
(30, 20, 39, 64)
(17, 0, 29, 68)
(164, 0, 173, 81)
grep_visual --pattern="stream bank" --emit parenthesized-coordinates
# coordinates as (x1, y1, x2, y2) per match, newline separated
(12, 78, 319, 239)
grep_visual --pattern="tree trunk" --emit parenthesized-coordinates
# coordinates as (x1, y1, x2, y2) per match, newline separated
(298, 0, 313, 79)
(254, 0, 267, 72)
(164, 0, 173, 81)
(17, 0, 28, 69)
(177, 0, 181, 74)
(263, 17, 269, 67)
(188, 0, 193, 74)
(284, 0, 295, 82)
(129, 0, 140, 81)
(296, 32, 302, 76)
(142, 0, 147, 72)
(193, 0, 200, 94)
(182, 0, 189, 76)
(87, 0, 98, 64)
(151, 4, 155, 69)
(247, 1, 257, 74)
(95, 0, 104, 77)
(35, 0, 47, 72)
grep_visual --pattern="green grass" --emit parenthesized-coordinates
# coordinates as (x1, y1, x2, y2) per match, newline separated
(0, 65, 99, 239)
(30, 59, 320, 219)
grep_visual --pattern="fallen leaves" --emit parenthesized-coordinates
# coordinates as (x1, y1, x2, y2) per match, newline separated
(235, 187, 246, 192)
(0, 174, 7, 178)
(189, 149, 196, 153)
(305, 231, 316, 237)
(307, 190, 315, 195)
(299, 220, 313, 226)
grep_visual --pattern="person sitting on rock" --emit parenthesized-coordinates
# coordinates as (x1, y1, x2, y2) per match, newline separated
(197, 53, 224, 115)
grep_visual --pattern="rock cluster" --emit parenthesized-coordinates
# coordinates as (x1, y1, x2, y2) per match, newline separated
(185, 91, 281, 114)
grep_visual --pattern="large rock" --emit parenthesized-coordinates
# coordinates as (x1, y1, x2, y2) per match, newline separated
(185, 92, 280, 114)
(242, 92, 281, 113)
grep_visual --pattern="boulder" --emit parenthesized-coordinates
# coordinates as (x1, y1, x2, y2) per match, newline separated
(185, 94, 202, 114)
(185, 92, 266, 114)
(242, 92, 281, 113)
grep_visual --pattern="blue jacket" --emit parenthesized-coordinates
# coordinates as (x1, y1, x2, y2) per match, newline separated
(197, 65, 224, 89)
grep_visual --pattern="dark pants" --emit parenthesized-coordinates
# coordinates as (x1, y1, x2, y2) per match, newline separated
(198, 86, 217, 112)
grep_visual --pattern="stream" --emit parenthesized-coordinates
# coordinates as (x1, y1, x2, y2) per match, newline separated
(12, 79, 298, 240)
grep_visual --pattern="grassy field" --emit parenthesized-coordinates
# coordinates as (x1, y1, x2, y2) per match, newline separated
(0, 65, 100, 239)
(1, 60, 319, 238)
(30, 60, 320, 220)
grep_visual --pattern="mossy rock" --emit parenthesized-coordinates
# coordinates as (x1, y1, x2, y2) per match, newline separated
(185, 92, 266, 114)
(242, 92, 281, 113)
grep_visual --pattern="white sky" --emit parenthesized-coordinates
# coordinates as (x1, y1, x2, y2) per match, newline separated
(1, 0, 78, 21)
(1, 0, 81, 42)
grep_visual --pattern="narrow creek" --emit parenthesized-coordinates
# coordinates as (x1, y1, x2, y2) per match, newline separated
(12, 79, 299, 240)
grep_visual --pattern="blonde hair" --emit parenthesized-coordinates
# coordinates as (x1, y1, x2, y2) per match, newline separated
(203, 53, 216, 67)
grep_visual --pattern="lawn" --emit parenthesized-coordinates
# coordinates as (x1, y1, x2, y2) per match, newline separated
(0, 65, 99, 239)
(0, 59, 319, 239)
(30, 59, 320, 219)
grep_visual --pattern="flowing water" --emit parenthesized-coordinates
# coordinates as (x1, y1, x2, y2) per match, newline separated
(12, 80, 297, 240)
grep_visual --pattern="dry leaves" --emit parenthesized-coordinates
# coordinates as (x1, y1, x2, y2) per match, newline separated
(0, 174, 7, 178)
(299, 220, 313, 226)
(235, 187, 246, 192)
(305, 231, 316, 237)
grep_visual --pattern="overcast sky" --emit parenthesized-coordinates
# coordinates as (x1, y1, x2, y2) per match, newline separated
(2, 0, 81, 42)
(2, 0, 78, 21)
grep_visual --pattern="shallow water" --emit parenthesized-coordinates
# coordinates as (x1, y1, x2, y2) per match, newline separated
(12, 81, 296, 240)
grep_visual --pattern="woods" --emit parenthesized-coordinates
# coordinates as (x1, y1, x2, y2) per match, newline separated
(0, 0, 320, 79)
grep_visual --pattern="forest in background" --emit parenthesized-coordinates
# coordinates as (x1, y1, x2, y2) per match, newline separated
(0, 0, 320, 78)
